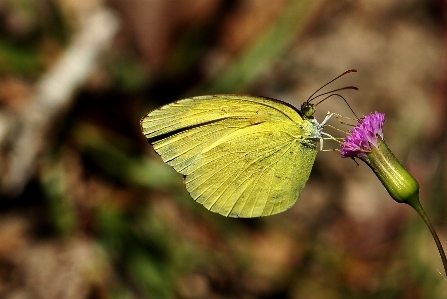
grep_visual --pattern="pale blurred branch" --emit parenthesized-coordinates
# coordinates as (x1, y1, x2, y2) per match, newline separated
(1, 9, 120, 196)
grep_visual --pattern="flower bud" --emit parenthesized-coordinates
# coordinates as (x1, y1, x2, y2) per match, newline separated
(362, 139, 419, 205)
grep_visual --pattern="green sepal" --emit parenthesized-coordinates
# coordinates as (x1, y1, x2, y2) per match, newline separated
(362, 139, 419, 204)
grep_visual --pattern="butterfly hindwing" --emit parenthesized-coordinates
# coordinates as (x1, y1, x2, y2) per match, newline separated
(185, 121, 318, 217)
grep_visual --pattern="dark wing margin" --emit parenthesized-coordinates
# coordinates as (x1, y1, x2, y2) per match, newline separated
(143, 118, 228, 144)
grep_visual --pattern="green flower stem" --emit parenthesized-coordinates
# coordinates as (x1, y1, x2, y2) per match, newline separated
(362, 139, 447, 277)
(406, 194, 447, 277)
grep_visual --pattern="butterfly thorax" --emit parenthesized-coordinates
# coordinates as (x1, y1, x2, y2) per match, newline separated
(299, 117, 322, 147)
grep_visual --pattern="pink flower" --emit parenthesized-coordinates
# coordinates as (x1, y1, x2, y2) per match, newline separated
(340, 112, 385, 158)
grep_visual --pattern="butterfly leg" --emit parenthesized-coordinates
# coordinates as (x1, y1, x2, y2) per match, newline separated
(319, 112, 333, 128)
(319, 112, 345, 129)
(318, 112, 345, 151)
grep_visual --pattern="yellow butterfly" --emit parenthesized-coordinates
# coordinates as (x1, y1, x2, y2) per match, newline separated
(140, 71, 356, 218)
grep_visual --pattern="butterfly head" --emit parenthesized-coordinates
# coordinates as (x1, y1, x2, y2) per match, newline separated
(300, 102, 316, 119)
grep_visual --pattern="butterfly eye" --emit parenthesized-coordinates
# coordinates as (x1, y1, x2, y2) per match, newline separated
(300, 102, 315, 118)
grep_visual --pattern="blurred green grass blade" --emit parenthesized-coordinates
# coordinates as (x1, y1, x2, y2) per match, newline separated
(189, 0, 320, 95)
(110, 286, 134, 299)
(110, 57, 148, 92)
(164, 25, 210, 77)
(96, 205, 175, 299)
(73, 123, 179, 189)
(128, 249, 173, 299)
(41, 160, 77, 236)
(0, 37, 43, 76)
(95, 206, 131, 255)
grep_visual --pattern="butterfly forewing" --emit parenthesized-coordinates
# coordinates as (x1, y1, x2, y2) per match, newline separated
(140, 95, 319, 217)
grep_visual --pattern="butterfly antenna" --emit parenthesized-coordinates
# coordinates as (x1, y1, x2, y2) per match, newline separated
(307, 69, 357, 103)
(308, 86, 358, 102)
(314, 93, 359, 120)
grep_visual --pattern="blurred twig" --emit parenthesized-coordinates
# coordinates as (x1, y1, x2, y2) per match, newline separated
(1, 9, 120, 196)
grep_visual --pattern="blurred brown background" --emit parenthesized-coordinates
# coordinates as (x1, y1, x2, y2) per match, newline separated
(0, 0, 446, 298)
